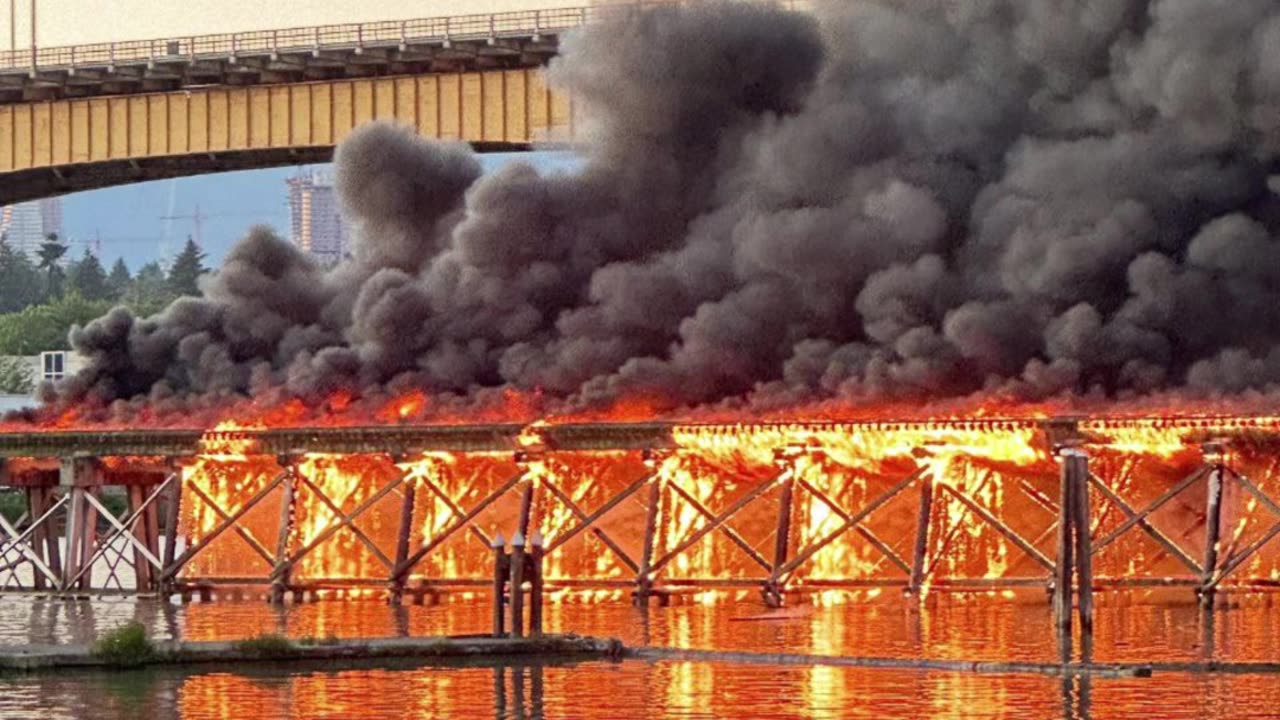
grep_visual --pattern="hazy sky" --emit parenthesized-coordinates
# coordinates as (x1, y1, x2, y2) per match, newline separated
(6, 0, 582, 47)
(62, 151, 583, 271)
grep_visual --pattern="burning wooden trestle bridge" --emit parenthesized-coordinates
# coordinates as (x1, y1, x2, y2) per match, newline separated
(1, 417, 1280, 608)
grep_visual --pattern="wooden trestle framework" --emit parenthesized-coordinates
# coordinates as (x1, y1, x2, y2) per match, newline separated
(0, 419, 1277, 609)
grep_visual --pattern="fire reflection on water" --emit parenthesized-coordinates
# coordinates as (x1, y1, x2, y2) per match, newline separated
(0, 593, 1277, 719)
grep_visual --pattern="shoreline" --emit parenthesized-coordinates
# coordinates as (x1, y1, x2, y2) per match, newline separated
(0, 634, 623, 672)
(7, 634, 1280, 678)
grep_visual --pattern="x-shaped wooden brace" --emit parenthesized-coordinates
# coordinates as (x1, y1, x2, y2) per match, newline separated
(393, 471, 526, 583)
(1087, 469, 1202, 575)
(773, 468, 926, 583)
(66, 477, 176, 590)
(1090, 465, 1209, 571)
(646, 468, 778, 578)
(415, 470, 494, 550)
(0, 494, 67, 589)
(269, 471, 400, 581)
(162, 470, 288, 581)
(537, 460, 649, 575)
(1206, 468, 1280, 590)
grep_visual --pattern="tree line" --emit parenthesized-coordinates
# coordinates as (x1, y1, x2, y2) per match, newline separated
(0, 233, 207, 394)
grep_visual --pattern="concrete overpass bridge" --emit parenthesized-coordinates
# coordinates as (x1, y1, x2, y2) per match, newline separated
(0, 6, 615, 204)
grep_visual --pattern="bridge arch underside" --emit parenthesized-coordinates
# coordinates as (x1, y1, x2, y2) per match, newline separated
(0, 69, 573, 203)
(0, 141, 529, 205)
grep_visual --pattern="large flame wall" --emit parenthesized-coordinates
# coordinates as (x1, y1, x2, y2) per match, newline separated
(176, 420, 1280, 594)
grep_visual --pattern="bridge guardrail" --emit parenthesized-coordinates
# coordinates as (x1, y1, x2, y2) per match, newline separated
(0, 2, 800, 76)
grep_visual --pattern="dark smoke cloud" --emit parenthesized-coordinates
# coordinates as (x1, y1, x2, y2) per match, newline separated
(52, 0, 1280, 417)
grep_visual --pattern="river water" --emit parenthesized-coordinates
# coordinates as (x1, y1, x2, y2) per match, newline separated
(0, 590, 1278, 719)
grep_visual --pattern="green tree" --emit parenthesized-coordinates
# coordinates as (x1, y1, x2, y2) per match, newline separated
(167, 237, 207, 298)
(68, 249, 111, 302)
(36, 234, 69, 301)
(0, 238, 43, 313)
(124, 261, 174, 314)
(0, 356, 33, 394)
(107, 258, 132, 301)
(0, 293, 114, 355)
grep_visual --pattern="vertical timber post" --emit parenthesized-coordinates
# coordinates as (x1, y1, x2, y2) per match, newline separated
(128, 485, 152, 592)
(77, 487, 99, 592)
(161, 464, 184, 595)
(492, 532, 507, 638)
(510, 531, 526, 639)
(1201, 444, 1226, 608)
(142, 481, 161, 592)
(516, 473, 537, 540)
(1066, 449, 1092, 662)
(765, 448, 797, 608)
(909, 472, 934, 596)
(270, 457, 298, 605)
(41, 487, 61, 585)
(59, 458, 99, 593)
(25, 486, 47, 591)
(389, 460, 417, 605)
(530, 530, 544, 637)
(1053, 450, 1076, 651)
(636, 453, 664, 607)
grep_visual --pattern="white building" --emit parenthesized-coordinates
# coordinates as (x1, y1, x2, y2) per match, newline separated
(0, 350, 85, 397)
(0, 198, 64, 260)
(287, 172, 347, 265)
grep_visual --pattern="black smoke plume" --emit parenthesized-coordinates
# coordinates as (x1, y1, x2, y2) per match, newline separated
(51, 0, 1280, 418)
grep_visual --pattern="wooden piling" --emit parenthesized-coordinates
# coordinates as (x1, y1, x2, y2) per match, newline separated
(510, 532, 526, 639)
(161, 471, 183, 588)
(909, 474, 934, 595)
(128, 485, 152, 592)
(389, 473, 417, 606)
(76, 491, 98, 592)
(530, 531, 544, 637)
(143, 483, 161, 590)
(60, 488, 84, 592)
(26, 488, 47, 591)
(635, 474, 663, 607)
(270, 463, 297, 605)
(492, 532, 507, 638)
(1067, 451, 1093, 661)
(516, 478, 537, 540)
(39, 488, 61, 583)
(1201, 463, 1225, 607)
(1054, 451, 1078, 666)
(765, 472, 795, 608)
(1054, 456, 1075, 635)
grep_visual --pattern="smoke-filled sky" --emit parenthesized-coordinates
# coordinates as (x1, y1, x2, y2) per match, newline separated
(57, 0, 1280, 417)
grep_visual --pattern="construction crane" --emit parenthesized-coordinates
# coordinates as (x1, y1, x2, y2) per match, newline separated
(157, 204, 215, 250)
(158, 203, 284, 253)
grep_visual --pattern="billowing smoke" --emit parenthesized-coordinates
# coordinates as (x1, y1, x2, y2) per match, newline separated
(53, 0, 1280, 417)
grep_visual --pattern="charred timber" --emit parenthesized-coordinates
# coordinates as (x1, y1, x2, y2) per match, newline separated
(0, 416, 1278, 461)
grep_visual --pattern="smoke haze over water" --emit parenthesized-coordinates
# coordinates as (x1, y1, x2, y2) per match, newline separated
(51, 0, 1280, 419)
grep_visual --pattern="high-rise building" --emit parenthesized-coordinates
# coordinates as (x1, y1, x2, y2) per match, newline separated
(286, 172, 346, 265)
(0, 198, 63, 260)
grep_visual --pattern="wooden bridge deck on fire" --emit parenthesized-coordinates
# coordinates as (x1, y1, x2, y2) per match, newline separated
(0, 417, 1278, 607)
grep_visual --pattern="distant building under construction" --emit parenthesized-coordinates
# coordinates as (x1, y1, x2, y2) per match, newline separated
(286, 172, 346, 265)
